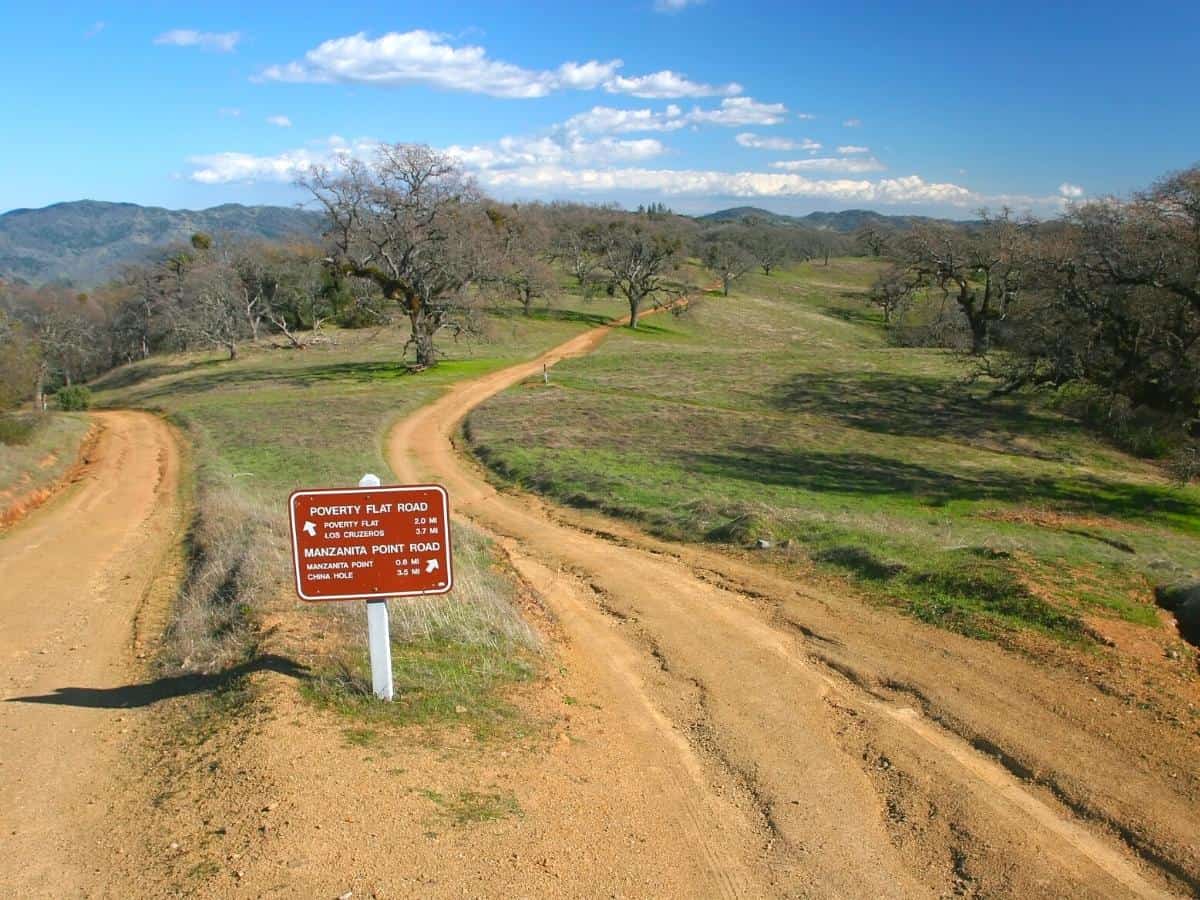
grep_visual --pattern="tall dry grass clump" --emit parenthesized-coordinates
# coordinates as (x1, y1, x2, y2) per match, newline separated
(165, 465, 287, 673)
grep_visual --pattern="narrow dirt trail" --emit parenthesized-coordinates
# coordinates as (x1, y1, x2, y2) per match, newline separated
(0, 411, 182, 898)
(388, 321, 1189, 897)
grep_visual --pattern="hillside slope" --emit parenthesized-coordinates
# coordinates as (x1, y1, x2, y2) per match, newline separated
(0, 200, 323, 285)
(699, 205, 969, 232)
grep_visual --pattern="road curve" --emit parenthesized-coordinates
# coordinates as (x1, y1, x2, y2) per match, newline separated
(387, 321, 1185, 897)
(0, 410, 183, 897)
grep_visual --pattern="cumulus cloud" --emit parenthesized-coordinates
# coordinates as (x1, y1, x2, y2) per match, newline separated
(260, 30, 737, 99)
(843, 118, 862, 127)
(266, 115, 293, 128)
(478, 165, 975, 206)
(218, 107, 242, 118)
(564, 105, 689, 134)
(564, 99, 785, 135)
(188, 136, 377, 184)
(1058, 182, 1084, 198)
(736, 133, 821, 152)
(187, 132, 668, 184)
(654, 0, 704, 11)
(837, 145, 869, 154)
(769, 157, 886, 174)
(688, 97, 787, 127)
(154, 29, 241, 52)
(796, 112, 815, 120)
(603, 70, 740, 99)
(446, 135, 667, 170)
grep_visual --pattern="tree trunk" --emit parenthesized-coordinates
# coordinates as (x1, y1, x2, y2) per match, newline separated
(722, 276, 731, 296)
(33, 362, 48, 413)
(227, 340, 238, 361)
(410, 307, 438, 367)
(628, 294, 642, 329)
(522, 286, 533, 316)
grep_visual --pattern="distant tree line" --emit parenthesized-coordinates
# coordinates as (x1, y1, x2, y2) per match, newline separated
(0, 142, 860, 409)
(866, 165, 1200, 473)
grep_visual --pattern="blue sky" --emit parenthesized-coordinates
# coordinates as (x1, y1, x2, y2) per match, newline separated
(2, 0, 1198, 218)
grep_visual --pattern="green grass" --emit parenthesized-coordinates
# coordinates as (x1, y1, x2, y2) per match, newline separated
(426, 789, 523, 826)
(0, 411, 91, 508)
(465, 258, 1200, 643)
(91, 290, 625, 702)
(301, 636, 538, 741)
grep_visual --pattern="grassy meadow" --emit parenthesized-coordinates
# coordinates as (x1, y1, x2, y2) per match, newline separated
(466, 259, 1200, 645)
(90, 293, 626, 729)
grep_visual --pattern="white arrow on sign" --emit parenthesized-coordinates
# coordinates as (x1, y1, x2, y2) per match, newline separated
(425, 559, 439, 574)
(302, 521, 317, 537)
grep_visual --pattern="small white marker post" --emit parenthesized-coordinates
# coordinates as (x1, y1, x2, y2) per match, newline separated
(358, 473, 394, 701)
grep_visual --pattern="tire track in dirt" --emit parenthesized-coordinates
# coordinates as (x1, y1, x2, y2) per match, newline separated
(0, 411, 183, 898)
(387, 316, 1188, 898)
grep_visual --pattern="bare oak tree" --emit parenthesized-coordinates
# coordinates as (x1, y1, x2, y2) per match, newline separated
(701, 238, 754, 296)
(593, 221, 684, 328)
(300, 144, 495, 369)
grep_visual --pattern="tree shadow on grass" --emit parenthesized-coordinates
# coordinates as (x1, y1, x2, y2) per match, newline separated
(490, 307, 614, 328)
(119, 359, 419, 401)
(774, 371, 1074, 450)
(90, 357, 225, 393)
(686, 444, 1200, 524)
(5, 653, 307, 709)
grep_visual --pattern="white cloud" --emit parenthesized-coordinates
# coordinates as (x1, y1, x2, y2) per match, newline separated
(688, 97, 787, 127)
(1058, 182, 1084, 198)
(260, 30, 618, 98)
(564, 105, 688, 134)
(218, 107, 242, 118)
(843, 118, 862, 127)
(188, 136, 379, 184)
(447, 135, 667, 170)
(84, 21, 105, 39)
(603, 70, 740, 99)
(259, 30, 736, 100)
(478, 165, 975, 206)
(154, 29, 241, 53)
(736, 133, 821, 152)
(188, 132, 667, 184)
(654, 0, 704, 11)
(769, 157, 886, 174)
(796, 112, 815, 120)
(266, 115, 293, 128)
(564, 99, 786, 135)
(837, 145, 869, 154)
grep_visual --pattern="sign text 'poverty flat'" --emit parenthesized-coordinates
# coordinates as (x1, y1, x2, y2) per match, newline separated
(288, 484, 452, 601)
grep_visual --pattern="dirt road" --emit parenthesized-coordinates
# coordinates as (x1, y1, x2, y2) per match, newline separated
(0, 411, 182, 897)
(389, 322, 1198, 897)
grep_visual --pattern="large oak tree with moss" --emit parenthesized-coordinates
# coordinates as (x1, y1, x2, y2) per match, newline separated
(300, 144, 497, 369)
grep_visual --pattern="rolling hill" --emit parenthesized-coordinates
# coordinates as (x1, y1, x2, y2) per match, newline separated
(698, 206, 967, 232)
(0, 200, 324, 285)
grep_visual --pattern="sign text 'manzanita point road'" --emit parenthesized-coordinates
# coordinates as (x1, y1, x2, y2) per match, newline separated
(288, 484, 453, 601)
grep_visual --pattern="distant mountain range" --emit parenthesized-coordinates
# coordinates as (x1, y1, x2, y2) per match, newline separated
(0, 200, 323, 286)
(0, 199, 961, 287)
(698, 206, 966, 232)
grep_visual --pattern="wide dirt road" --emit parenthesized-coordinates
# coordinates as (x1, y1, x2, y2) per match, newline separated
(389, 323, 1196, 897)
(0, 411, 182, 897)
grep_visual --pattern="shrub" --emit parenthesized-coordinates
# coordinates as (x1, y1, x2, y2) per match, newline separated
(0, 413, 39, 446)
(55, 385, 92, 411)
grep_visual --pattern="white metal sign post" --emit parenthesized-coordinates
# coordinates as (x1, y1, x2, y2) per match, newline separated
(358, 473, 394, 700)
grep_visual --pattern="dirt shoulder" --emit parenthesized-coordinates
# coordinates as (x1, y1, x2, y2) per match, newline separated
(0, 410, 185, 897)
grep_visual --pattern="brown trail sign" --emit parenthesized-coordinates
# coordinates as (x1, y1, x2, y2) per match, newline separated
(288, 478, 454, 700)
(288, 483, 453, 601)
